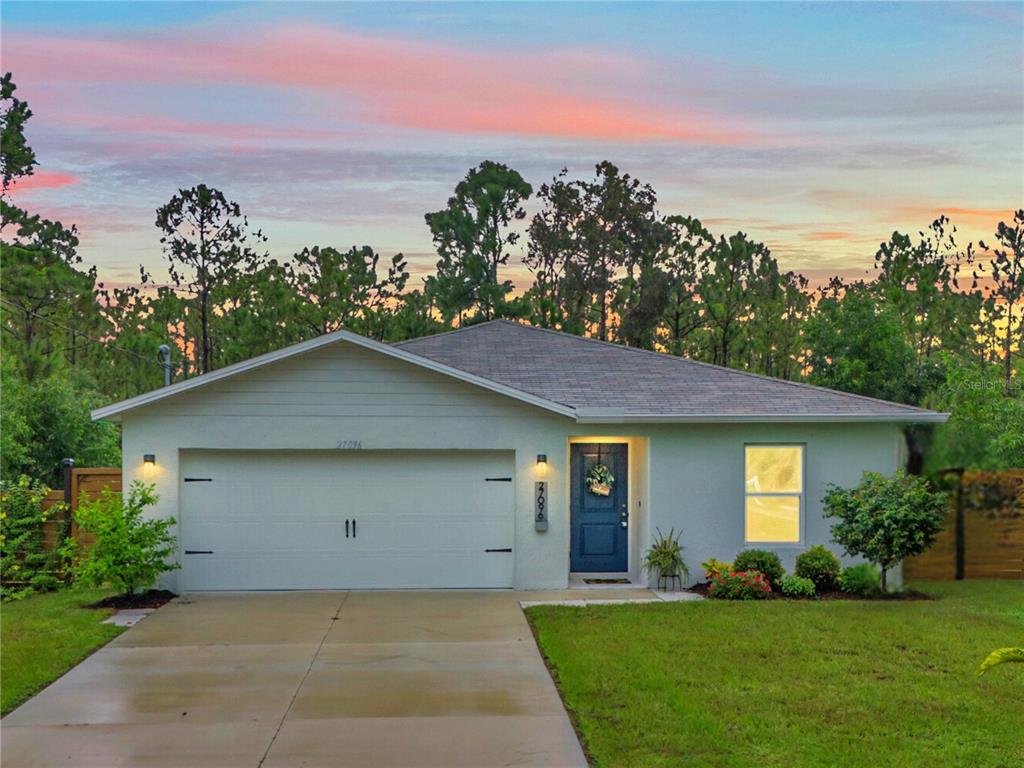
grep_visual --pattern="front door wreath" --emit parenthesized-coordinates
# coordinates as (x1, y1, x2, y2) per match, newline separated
(586, 463, 615, 497)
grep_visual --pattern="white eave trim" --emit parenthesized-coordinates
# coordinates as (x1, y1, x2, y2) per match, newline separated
(573, 410, 950, 424)
(91, 329, 577, 422)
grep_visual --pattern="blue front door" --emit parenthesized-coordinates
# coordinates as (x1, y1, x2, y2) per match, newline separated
(570, 443, 628, 572)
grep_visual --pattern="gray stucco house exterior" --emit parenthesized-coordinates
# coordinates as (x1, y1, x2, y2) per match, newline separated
(92, 320, 947, 592)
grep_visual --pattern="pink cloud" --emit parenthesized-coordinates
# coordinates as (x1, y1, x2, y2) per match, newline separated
(805, 231, 853, 241)
(894, 206, 1017, 238)
(90, 115, 357, 144)
(6, 170, 79, 193)
(5, 25, 755, 145)
(898, 205, 1015, 221)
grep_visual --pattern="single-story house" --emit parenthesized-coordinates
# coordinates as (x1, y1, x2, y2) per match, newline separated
(92, 320, 947, 592)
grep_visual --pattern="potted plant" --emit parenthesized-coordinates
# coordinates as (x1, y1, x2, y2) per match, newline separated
(643, 528, 689, 591)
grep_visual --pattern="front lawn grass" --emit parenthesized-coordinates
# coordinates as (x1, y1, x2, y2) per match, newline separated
(527, 581, 1023, 768)
(1, 588, 124, 716)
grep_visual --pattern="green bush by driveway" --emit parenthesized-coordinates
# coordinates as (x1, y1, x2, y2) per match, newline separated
(527, 581, 1023, 768)
(1, 588, 124, 716)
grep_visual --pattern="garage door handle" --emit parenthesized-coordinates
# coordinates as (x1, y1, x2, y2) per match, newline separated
(352, 519, 357, 538)
(346, 519, 350, 538)
(485, 548, 512, 553)
(185, 550, 213, 555)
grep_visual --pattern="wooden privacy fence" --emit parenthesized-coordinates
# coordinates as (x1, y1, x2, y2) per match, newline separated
(40, 467, 122, 551)
(903, 470, 1024, 580)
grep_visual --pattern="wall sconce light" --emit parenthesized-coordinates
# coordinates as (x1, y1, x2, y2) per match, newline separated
(143, 454, 156, 465)
(536, 454, 547, 465)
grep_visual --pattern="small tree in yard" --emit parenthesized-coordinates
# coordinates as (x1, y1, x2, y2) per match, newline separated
(823, 470, 946, 592)
(65, 482, 178, 597)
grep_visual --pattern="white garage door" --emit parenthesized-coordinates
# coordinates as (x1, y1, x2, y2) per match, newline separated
(179, 450, 515, 590)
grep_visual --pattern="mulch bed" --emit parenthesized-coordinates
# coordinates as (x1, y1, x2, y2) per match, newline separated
(684, 582, 933, 601)
(686, 582, 712, 598)
(87, 590, 177, 610)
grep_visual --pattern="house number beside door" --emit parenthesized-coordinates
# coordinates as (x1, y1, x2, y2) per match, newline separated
(535, 482, 548, 532)
(336, 440, 363, 449)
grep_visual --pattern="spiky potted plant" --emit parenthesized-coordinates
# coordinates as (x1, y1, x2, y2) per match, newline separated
(643, 528, 689, 591)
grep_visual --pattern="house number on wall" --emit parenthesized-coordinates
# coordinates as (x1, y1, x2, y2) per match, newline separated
(535, 481, 548, 532)
(336, 440, 363, 449)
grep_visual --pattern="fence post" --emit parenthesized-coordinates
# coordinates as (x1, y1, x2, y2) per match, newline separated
(58, 458, 75, 547)
(939, 467, 966, 581)
(954, 473, 966, 580)
(61, 457, 75, 511)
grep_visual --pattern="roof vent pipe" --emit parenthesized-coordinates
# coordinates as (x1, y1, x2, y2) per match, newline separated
(158, 344, 173, 387)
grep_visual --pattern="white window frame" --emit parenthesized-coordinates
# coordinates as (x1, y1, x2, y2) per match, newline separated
(743, 443, 805, 546)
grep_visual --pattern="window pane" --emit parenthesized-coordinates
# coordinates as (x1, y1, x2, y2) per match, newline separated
(745, 446, 802, 494)
(745, 495, 800, 542)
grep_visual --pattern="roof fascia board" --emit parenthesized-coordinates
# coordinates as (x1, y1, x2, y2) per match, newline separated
(574, 411, 950, 424)
(91, 330, 576, 421)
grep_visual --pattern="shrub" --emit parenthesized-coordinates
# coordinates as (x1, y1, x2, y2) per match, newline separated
(708, 570, 772, 600)
(643, 528, 690, 583)
(701, 557, 732, 582)
(1, 477, 63, 601)
(732, 549, 784, 587)
(64, 482, 178, 597)
(794, 545, 841, 590)
(839, 564, 881, 597)
(824, 470, 947, 591)
(30, 572, 61, 593)
(780, 574, 816, 598)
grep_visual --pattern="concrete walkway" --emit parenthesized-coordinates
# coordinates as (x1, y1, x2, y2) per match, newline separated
(1, 589, 652, 767)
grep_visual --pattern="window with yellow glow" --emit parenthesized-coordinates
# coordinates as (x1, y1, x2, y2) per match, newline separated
(744, 445, 803, 543)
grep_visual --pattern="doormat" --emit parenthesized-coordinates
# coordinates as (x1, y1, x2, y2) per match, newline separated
(583, 578, 631, 584)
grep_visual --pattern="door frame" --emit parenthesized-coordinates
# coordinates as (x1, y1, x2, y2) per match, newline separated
(568, 441, 630, 574)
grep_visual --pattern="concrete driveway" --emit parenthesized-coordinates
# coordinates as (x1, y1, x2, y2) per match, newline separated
(1, 590, 651, 767)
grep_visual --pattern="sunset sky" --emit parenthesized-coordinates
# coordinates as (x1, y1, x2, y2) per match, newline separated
(4, 1, 1022, 290)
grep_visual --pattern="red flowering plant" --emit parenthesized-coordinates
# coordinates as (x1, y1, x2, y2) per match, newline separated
(708, 569, 773, 600)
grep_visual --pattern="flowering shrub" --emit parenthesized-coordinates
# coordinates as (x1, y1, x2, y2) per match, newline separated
(708, 569, 773, 600)
(780, 574, 816, 598)
(732, 549, 785, 588)
(701, 557, 732, 581)
(1, 476, 63, 601)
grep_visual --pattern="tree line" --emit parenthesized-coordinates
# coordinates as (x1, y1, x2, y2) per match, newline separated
(2, 72, 1022, 485)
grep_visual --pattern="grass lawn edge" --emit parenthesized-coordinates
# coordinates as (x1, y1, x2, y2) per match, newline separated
(1, 588, 127, 717)
(525, 581, 1024, 768)
(525, 605, 600, 767)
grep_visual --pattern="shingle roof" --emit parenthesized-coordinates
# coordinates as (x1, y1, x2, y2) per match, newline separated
(396, 320, 945, 423)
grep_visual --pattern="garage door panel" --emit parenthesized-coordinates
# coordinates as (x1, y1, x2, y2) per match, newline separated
(183, 552, 515, 591)
(180, 450, 515, 590)
(355, 513, 511, 550)
(251, 483, 513, 517)
(343, 551, 513, 590)
(183, 514, 512, 554)
(184, 518, 348, 554)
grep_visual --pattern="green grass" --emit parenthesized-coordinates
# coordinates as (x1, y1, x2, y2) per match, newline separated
(1, 588, 124, 716)
(527, 581, 1024, 768)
